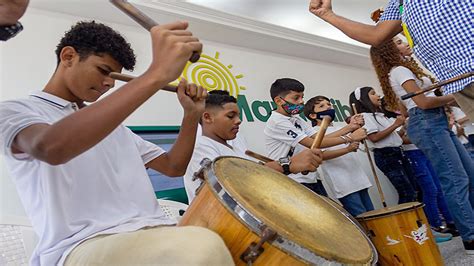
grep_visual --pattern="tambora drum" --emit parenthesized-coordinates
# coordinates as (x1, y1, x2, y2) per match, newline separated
(179, 156, 377, 265)
(357, 202, 443, 265)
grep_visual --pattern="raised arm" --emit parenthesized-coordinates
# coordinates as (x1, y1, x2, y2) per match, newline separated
(11, 21, 202, 165)
(308, 0, 402, 46)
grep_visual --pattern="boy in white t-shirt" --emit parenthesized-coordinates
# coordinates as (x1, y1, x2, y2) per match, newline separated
(264, 78, 366, 196)
(184, 90, 323, 202)
(0, 21, 233, 265)
(304, 95, 374, 216)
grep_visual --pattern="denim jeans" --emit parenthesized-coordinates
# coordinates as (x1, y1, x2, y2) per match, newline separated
(339, 188, 374, 217)
(302, 182, 328, 197)
(373, 147, 417, 204)
(408, 107, 474, 241)
(404, 149, 454, 227)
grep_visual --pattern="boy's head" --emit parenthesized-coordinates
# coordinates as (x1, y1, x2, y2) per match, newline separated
(201, 90, 241, 140)
(303, 95, 335, 125)
(54, 21, 136, 103)
(270, 78, 305, 115)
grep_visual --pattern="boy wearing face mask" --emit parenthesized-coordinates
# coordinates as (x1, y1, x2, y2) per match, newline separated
(304, 96, 374, 216)
(264, 78, 366, 196)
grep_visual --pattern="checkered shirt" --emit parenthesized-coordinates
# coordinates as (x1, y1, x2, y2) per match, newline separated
(380, 0, 473, 95)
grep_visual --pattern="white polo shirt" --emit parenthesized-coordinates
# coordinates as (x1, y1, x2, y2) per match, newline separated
(264, 111, 319, 183)
(390, 66, 435, 111)
(363, 112, 403, 149)
(315, 125, 372, 198)
(183, 134, 251, 202)
(0, 91, 173, 266)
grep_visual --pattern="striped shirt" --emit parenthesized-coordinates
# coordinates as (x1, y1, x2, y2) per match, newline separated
(380, 0, 473, 94)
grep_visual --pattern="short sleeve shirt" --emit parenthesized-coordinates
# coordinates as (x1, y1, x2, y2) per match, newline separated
(379, 0, 473, 94)
(264, 112, 319, 183)
(183, 134, 250, 202)
(0, 91, 171, 266)
(363, 112, 403, 149)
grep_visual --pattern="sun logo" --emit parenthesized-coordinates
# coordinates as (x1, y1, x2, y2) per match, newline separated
(174, 52, 246, 97)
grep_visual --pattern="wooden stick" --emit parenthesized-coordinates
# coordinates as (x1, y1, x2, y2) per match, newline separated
(401, 71, 473, 100)
(109, 72, 177, 93)
(352, 103, 387, 208)
(110, 0, 200, 63)
(245, 150, 272, 163)
(311, 116, 331, 149)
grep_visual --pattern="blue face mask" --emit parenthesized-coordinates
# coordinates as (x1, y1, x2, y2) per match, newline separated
(281, 99, 304, 115)
(315, 109, 336, 121)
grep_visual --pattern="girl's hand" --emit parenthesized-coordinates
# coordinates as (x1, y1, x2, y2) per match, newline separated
(394, 115, 406, 127)
(346, 142, 359, 152)
(349, 127, 367, 142)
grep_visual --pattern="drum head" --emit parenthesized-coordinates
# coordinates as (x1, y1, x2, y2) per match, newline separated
(211, 157, 373, 264)
(357, 202, 423, 220)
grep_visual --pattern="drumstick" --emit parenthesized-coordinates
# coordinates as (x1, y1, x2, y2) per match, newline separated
(352, 104, 387, 208)
(245, 150, 272, 163)
(401, 71, 473, 100)
(311, 116, 331, 149)
(110, 0, 200, 63)
(109, 72, 177, 93)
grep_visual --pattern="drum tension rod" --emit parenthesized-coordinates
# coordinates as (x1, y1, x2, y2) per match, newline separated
(240, 226, 277, 265)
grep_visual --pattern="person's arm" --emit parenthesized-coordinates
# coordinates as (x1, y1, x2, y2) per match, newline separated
(322, 142, 359, 160)
(308, 0, 402, 46)
(145, 82, 206, 177)
(325, 114, 364, 137)
(401, 80, 455, 109)
(11, 21, 203, 165)
(264, 148, 323, 174)
(299, 126, 366, 149)
(367, 115, 405, 143)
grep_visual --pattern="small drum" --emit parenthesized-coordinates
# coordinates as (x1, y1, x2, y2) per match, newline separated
(179, 157, 377, 265)
(357, 202, 443, 265)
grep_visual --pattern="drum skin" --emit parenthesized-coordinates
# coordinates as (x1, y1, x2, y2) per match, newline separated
(357, 202, 443, 266)
(179, 157, 375, 265)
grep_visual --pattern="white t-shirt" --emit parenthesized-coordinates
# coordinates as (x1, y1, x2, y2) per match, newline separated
(315, 125, 372, 198)
(363, 112, 403, 149)
(264, 111, 319, 183)
(0, 92, 173, 266)
(390, 66, 435, 110)
(452, 106, 474, 136)
(183, 134, 250, 202)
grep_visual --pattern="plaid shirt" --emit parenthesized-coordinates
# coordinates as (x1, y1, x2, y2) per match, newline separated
(380, 0, 473, 94)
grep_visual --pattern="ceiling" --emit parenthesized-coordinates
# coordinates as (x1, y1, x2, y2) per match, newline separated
(185, 0, 387, 47)
(30, 0, 387, 47)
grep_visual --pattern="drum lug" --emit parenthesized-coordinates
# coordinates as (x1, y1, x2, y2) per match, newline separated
(240, 226, 277, 265)
(193, 158, 212, 181)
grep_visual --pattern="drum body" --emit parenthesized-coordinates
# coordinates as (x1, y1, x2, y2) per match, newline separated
(179, 156, 376, 265)
(357, 202, 443, 266)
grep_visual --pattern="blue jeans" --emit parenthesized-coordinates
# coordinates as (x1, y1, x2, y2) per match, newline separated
(404, 149, 454, 227)
(408, 107, 474, 241)
(339, 188, 374, 217)
(373, 147, 417, 203)
(302, 182, 328, 197)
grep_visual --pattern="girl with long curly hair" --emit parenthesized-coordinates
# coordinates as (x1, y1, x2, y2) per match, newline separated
(370, 37, 474, 250)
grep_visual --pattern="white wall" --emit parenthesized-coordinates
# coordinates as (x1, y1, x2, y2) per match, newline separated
(0, 8, 398, 218)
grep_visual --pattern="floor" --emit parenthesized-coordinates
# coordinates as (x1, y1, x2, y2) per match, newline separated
(439, 237, 474, 265)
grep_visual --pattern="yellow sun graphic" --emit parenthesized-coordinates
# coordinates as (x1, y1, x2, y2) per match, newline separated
(172, 52, 246, 97)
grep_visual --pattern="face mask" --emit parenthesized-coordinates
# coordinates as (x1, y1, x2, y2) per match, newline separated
(315, 109, 336, 121)
(281, 99, 304, 115)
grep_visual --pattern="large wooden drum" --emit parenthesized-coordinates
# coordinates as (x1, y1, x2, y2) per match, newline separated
(357, 202, 443, 265)
(179, 156, 377, 265)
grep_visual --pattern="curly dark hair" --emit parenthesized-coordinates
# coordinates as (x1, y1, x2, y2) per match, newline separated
(55, 21, 136, 71)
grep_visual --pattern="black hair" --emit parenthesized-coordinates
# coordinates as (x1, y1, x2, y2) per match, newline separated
(270, 78, 304, 101)
(206, 90, 237, 108)
(381, 97, 398, 118)
(55, 21, 136, 71)
(349, 86, 382, 124)
(304, 95, 330, 126)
